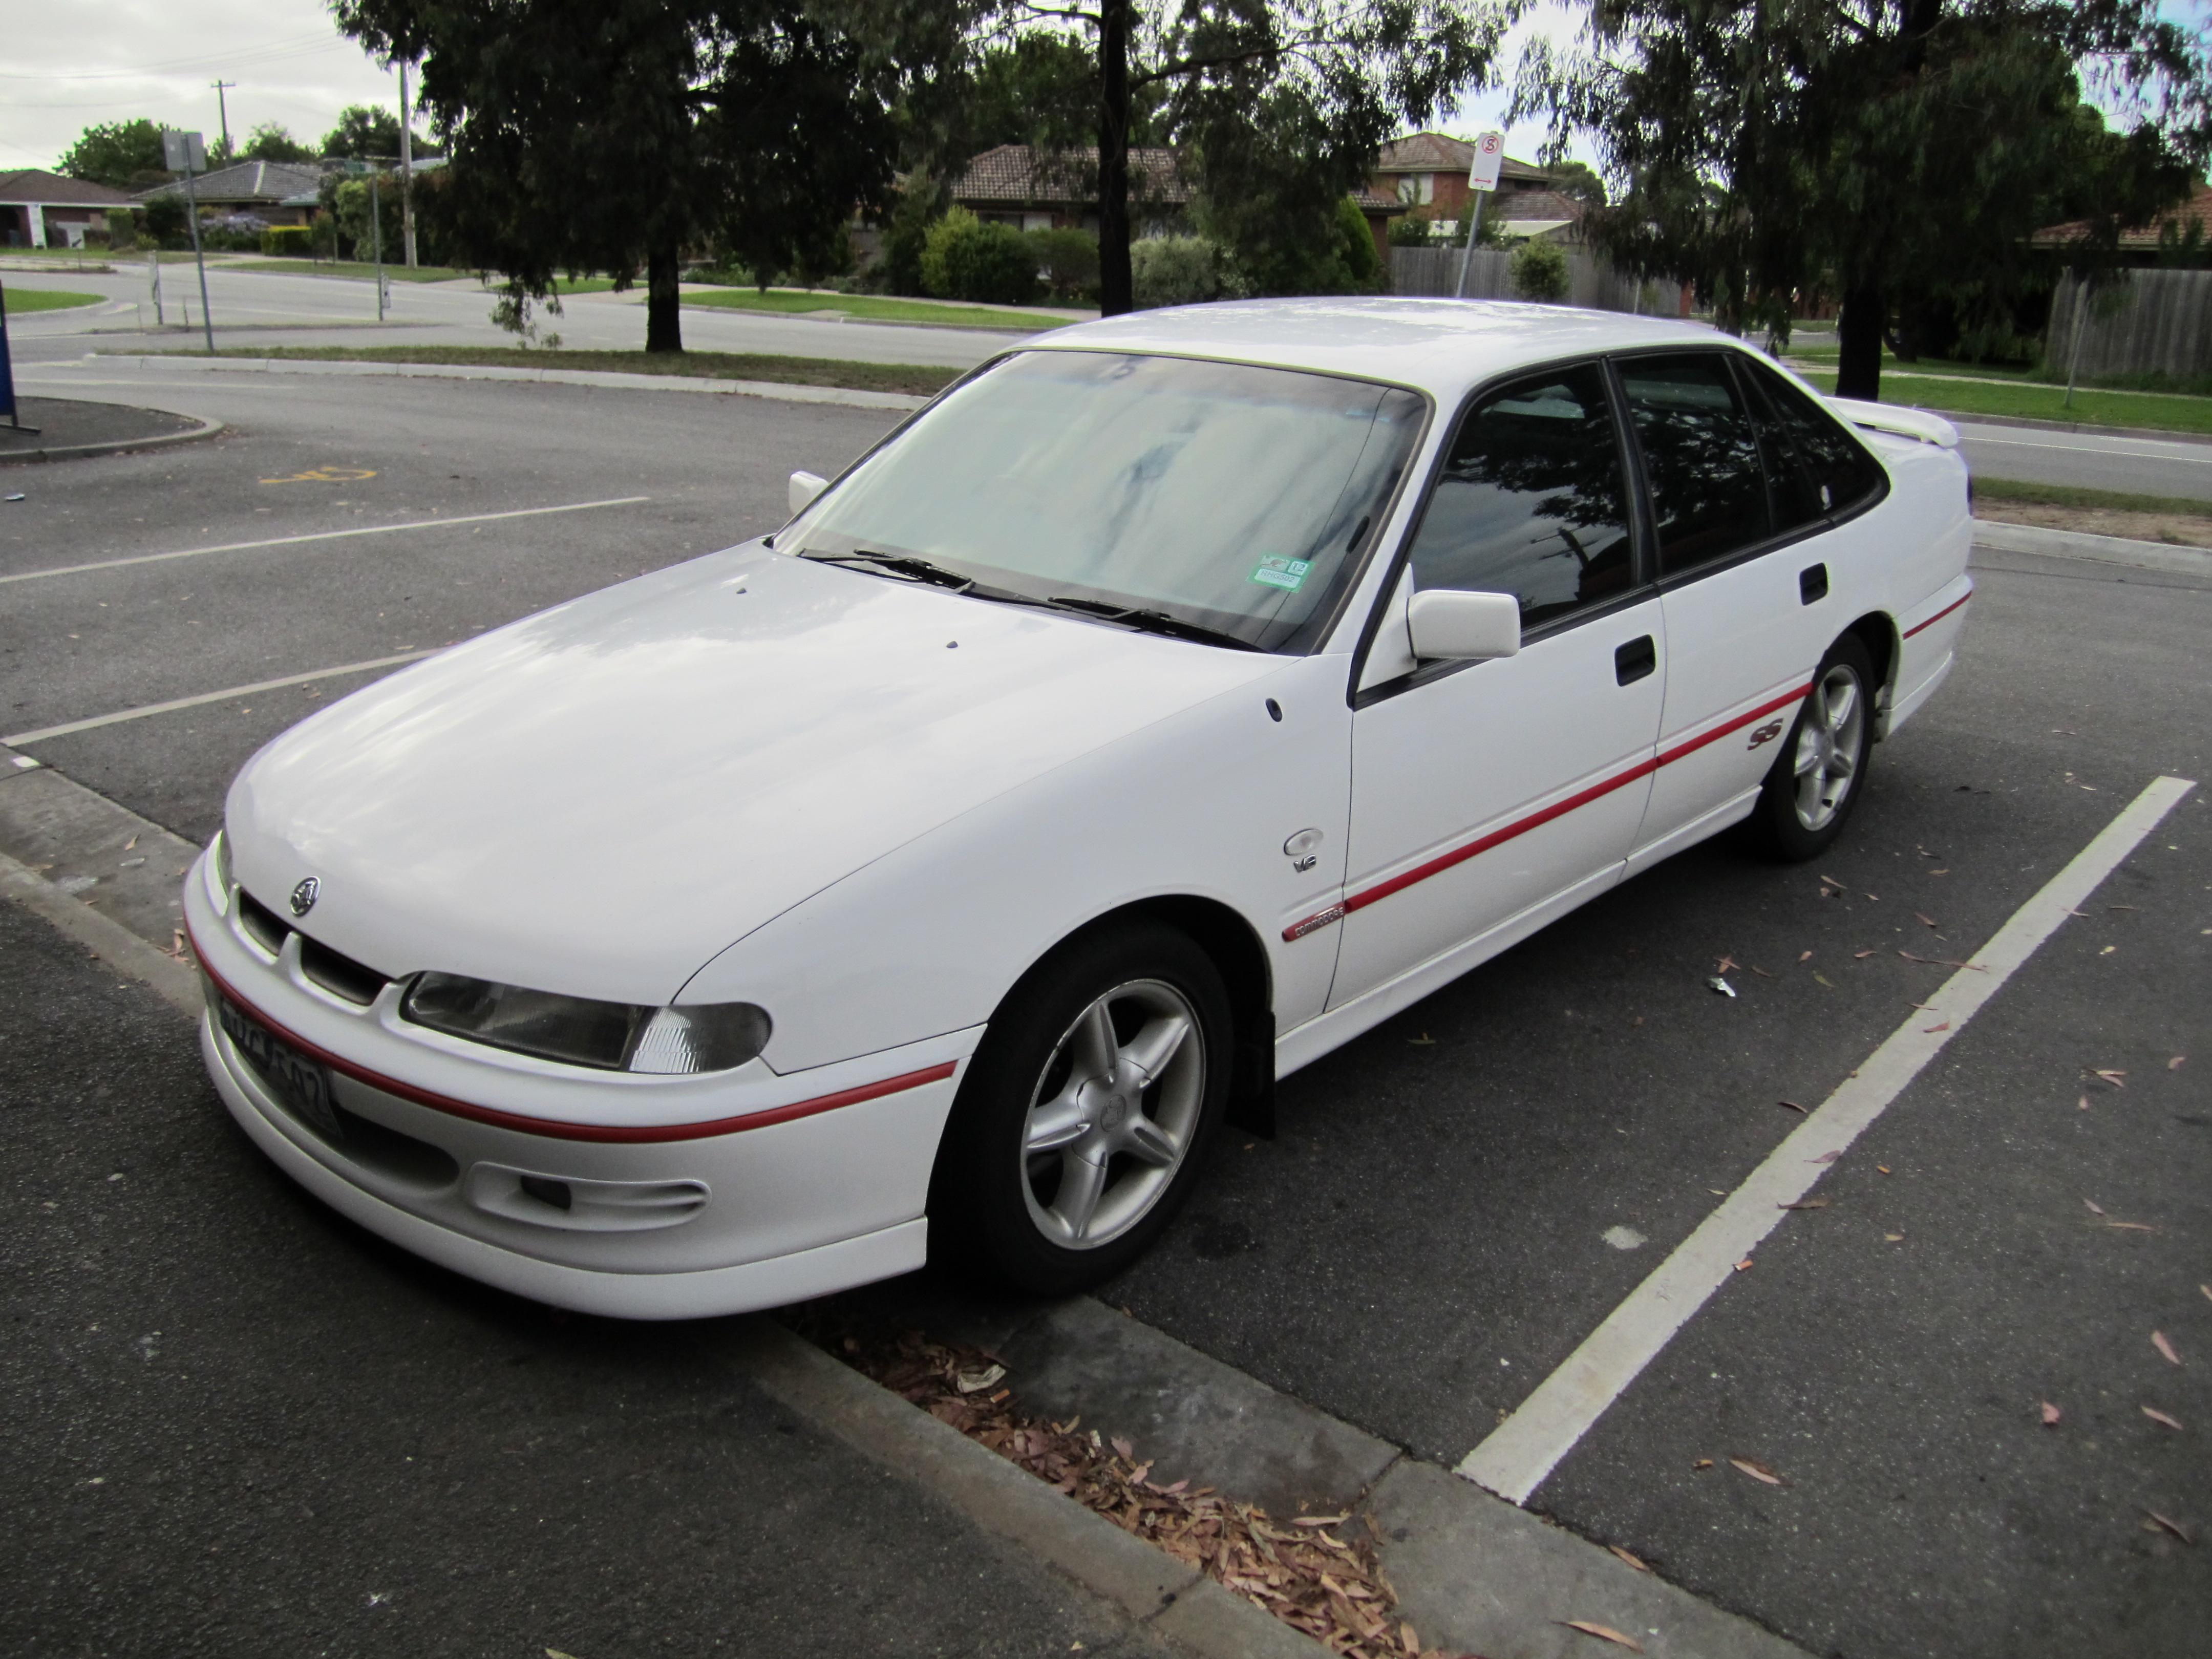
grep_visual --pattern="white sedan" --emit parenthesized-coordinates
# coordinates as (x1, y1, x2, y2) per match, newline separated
(185, 299, 1972, 1318)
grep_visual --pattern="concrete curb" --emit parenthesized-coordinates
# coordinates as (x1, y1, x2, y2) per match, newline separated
(715, 1317, 1327, 1659)
(0, 845, 199, 1019)
(1972, 520, 2212, 577)
(81, 352, 932, 412)
(0, 410, 226, 466)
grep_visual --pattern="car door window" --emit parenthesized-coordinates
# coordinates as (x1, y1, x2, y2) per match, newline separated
(1405, 364, 1632, 632)
(1618, 353, 1771, 576)
(1730, 358, 1826, 535)
(1736, 357, 1888, 518)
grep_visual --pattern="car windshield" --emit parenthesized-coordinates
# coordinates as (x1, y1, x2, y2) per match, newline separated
(786, 350, 1428, 652)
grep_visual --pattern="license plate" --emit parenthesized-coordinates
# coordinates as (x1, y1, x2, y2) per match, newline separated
(217, 995, 342, 1142)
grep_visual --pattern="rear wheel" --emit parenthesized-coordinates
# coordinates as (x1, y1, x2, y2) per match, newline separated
(1749, 635, 1876, 861)
(929, 921, 1230, 1295)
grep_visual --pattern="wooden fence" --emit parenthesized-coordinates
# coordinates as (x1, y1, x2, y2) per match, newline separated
(1388, 245, 1662, 313)
(2047, 267, 2212, 382)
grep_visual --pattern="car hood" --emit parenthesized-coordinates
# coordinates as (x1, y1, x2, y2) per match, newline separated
(225, 544, 1285, 1004)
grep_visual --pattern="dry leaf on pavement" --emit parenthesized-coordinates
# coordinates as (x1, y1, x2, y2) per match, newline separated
(1777, 1099, 1810, 1114)
(2202, 1285, 2212, 1304)
(2142, 1406, 2184, 1431)
(1913, 912, 1938, 927)
(1809, 1151, 1841, 1163)
(2083, 1198, 2105, 1216)
(2170, 1055, 2186, 1070)
(2040, 1402, 2061, 1426)
(2153, 1331, 2182, 1366)
(1854, 949, 1877, 959)
(1779, 1198, 1830, 1210)
(2093, 1069, 2127, 1088)
(1608, 1544, 1651, 1572)
(1729, 1457, 1786, 1486)
(1560, 1620, 1645, 1651)
(1798, 950, 1813, 962)
(2145, 1511, 2195, 1545)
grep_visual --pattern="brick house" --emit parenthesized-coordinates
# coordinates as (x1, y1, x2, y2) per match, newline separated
(946, 144, 1400, 265)
(2033, 180, 2212, 266)
(0, 169, 134, 249)
(1371, 133, 1587, 243)
(134, 160, 326, 228)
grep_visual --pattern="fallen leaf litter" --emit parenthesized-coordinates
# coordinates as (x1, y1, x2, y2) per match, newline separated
(813, 1325, 1455, 1658)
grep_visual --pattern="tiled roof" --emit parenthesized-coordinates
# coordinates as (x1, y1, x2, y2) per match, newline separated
(2033, 181, 2212, 249)
(136, 160, 325, 204)
(1375, 132, 1548, 185)
(1492, 189, 1585, 223)
(0, 168, 134, 206)
(951, 144, 1192, 206)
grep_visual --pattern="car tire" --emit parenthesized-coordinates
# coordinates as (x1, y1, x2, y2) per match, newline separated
(928, 920, 1232, 1296)
(1748, 634, 1878, 862)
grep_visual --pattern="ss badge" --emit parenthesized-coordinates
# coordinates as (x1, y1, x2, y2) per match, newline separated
(1746, 719, 1785, 751)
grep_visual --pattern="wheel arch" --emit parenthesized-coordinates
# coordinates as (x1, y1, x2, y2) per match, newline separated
(1843, 610, 1902, 737)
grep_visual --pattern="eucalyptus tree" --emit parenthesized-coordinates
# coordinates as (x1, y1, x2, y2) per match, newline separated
(1519, 1, 2207, 396)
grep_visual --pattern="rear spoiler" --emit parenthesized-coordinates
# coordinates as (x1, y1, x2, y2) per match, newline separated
(1825, 396, 1959, 449)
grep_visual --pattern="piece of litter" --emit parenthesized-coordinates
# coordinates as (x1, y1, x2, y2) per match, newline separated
(2153, 1331, 2181, 1366)
(1693, 1458, 1714, 1469)
(1734, 1258, 1754, 1271)
(1877, 1165, 1891, 1174)
(2142, 1406, 2184, 1431)
(1708, 977, 1736, 997)
(1708, 1187, 1727, 1195)
(4, 493, 24, 503)
(2040, 1401, 2061, 1426)
(1406, 1032, 1434, 1045)
(1884, 1232, 1905, 1242)
(1559, 1620, 1644, 1651)
(954, 1363, 1006, 1394)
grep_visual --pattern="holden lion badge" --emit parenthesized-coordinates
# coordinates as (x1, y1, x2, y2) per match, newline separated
(289, 876, 320, 917)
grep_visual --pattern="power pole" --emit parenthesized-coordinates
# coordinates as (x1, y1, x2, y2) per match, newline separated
(210, 80, 237, 158)
(398, 61, 417, 269)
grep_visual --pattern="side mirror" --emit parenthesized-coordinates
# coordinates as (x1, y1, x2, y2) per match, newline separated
(788, 470, 828, 514)
(1406, 589, 1521, 661)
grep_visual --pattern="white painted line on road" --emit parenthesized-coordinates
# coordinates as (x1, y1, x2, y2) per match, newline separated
(1965, 435, 2212, 464)
(4, 651, 437, 747)
(1458, 774, 2199, 1505)
(0, 496, 650, 587)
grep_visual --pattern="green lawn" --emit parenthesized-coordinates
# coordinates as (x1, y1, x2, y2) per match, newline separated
(172, 344, 961, 397)
(1970, 475, 2212, 518)
(2, 286, 102, 313)
(1788, 343, 2039, 385)
(226, 259, 475, 284)
(684, 287, 1073, 331)
(1796, 365, 2212, 437)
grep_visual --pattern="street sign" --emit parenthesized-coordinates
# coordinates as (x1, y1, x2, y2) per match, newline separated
(161, 130, 207, 174)
(1469, 131, 1505, 194)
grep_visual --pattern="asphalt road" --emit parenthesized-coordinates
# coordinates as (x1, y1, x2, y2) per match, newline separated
(3, 260, 1023, 369)
(0, 897, 1167, 1659)
(1954, 420, 2212, 503)
(3, 370, 2206, 1658)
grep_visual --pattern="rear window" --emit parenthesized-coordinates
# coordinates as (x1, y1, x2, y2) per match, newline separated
(1737, 357, 1888, 518)
(1618, 353, 1772, 576)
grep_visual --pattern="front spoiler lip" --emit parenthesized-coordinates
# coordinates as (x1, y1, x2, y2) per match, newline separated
(187, 917, 956, 1144)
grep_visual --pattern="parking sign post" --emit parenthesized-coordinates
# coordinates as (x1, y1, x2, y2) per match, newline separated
(162, 130, 217, 354)
(0, 278, 39, 433)
(1453, 131, 1506, 300)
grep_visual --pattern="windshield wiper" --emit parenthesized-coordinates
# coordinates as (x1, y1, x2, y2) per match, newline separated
(800, 549, 976, 592)
(1040, 596, 1260, 651)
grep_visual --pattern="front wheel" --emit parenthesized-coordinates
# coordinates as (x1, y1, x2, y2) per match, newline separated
(928, 921, 1231, 1295)
(1748, 635, 1877, 861)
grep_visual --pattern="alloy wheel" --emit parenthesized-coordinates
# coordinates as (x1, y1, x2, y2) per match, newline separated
(1792, 663, 1866, 832)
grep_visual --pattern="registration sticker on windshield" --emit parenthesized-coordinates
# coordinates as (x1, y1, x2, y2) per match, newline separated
(1250, 557, 1311, 592)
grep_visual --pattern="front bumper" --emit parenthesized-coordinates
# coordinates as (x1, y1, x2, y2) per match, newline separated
(186, 849, 975, 1318)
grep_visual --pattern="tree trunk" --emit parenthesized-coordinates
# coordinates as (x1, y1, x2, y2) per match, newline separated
(1836, 284, 1883, 400)
(1095, 0, 1133, 316)
(645, 241, 683, 353)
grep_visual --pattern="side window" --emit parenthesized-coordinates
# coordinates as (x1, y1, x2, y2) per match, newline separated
(1731, 358, 1825, 535)
(1618, 353, 1771, 576)
(1406, 364, 1632, 632)
(1738, 357, 1888, 517)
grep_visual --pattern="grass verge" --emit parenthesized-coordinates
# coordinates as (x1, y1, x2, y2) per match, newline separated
(684, 287, 1073, 331)
(2, 287, 102, 314)
(1797, 365, 2212, 436)
(225, 259, 475, 284)
(1971, 475, 2212, 518)
(173, 344, 962, 397)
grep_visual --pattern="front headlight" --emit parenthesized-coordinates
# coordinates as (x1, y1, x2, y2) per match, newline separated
(400, 972, 771, 1075)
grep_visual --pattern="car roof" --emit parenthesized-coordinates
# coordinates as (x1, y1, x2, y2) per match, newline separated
(1025, 296, 1739, 404)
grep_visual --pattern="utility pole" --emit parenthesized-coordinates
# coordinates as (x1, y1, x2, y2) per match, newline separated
(398, 61, 417, 268)
(210, 80, 237, 158)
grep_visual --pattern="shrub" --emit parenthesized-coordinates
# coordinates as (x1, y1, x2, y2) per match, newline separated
(261, 225, 315, 257)
(921, 207, 1039, 305)
(1336, 196, 1379, 286)
(1388, 215, 1433, 248)
(1132, 236, 1231, 309)
(142, 195, 187, 249)
(80, 225, 111, 250)
(104, 208, 137, 251)
(1511, 237, 1571, 303)
(1026, 226, 1099, 301)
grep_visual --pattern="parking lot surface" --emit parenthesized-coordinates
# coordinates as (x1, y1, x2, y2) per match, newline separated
(3, 369, 2206, 1658)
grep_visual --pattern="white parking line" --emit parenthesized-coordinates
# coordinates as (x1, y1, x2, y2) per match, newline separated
(1458, 774, 2198, 1505)
(4, 651, 437, 747)
(0, 496, 650, 587)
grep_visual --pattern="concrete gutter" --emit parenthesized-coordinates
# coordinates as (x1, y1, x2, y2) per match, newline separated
(81, 351, 932, 412)
(1973, 519, 2212, 577)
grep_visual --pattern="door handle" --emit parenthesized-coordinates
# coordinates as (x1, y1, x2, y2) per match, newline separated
(1614, 635, 1657, 686)
(1800, 563, 1830, 604)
